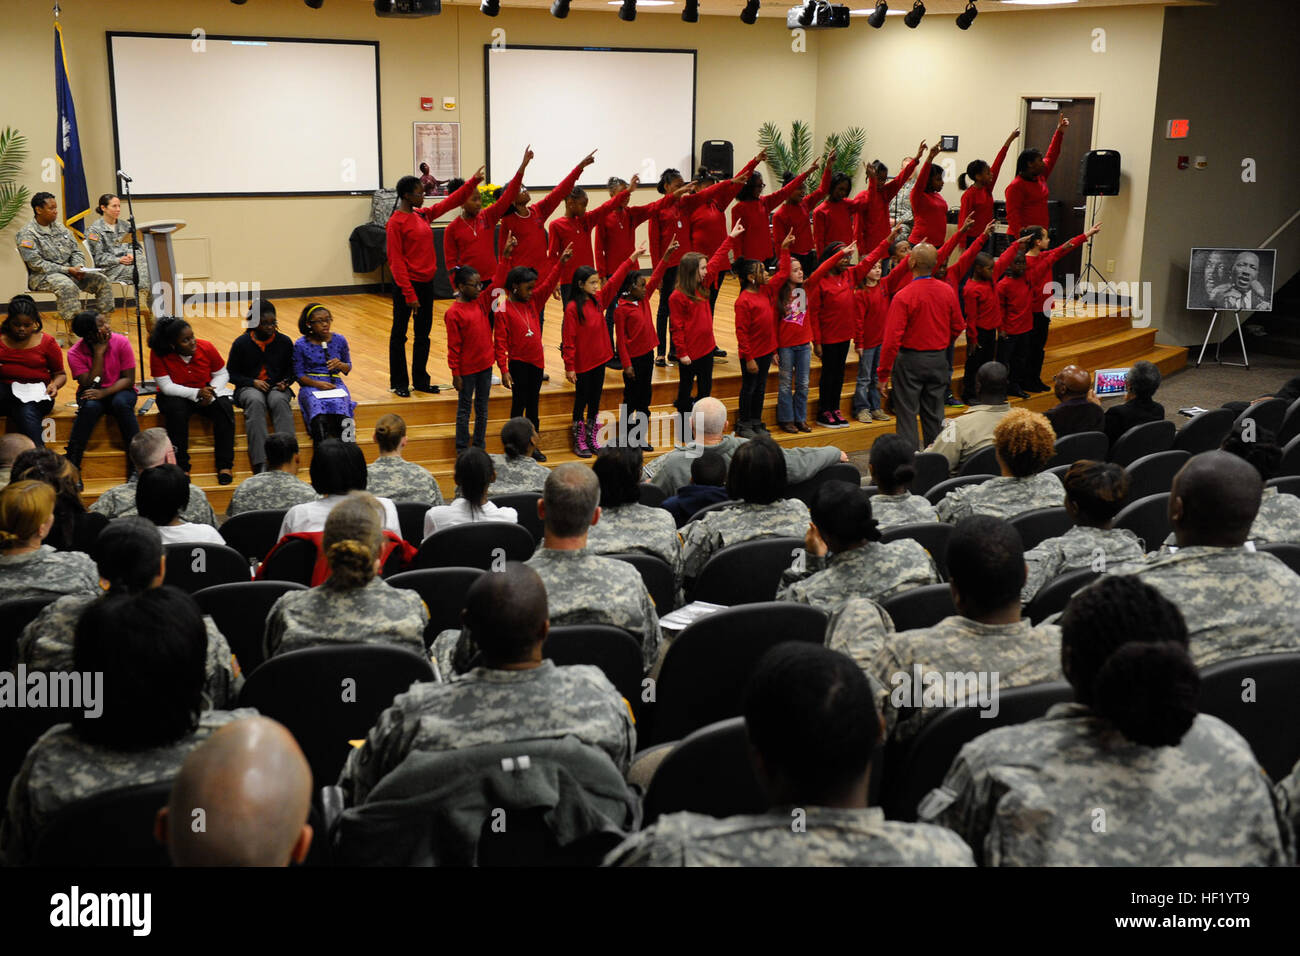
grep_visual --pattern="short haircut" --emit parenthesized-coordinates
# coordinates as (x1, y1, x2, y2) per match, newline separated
(462, 562, 548, 664)
(744, 642, 879, 803)
(31, 191, 54, 212)
(1173, 450, 1262, 544)
(309, 439, 356, 496)
(94, 516, 163, 592)
(975, 361, 1009, 402)
(993, 408, 1055, 477)
(810, 481, 880, 546)
(73, 588, 206, 749)
(1128, 360, 1161, 400)
(1221, 422, 1282, 481)
(592, 445, 643, 508)
(71, 310, 101, 341)
(264, 432, 299, 470)
(136, 464, 190, 526)
(543, 463, 599, 537)
(373, 413, 406, 453)
(690, 397, 727, 438)
(0, 433, 35, 468)
(726, 437, 787, 505)
(129, 428, 173, 471)
(690, 449, 727, 486)
(500, 416, 536, 459)
(947, 515, 1025, 616)
(868, 434, 916, 494)
(1063, 460, 1130, 524)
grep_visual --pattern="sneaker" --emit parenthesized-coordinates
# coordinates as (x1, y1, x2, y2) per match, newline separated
(855, 409, 873, 424)
(817, 411, 846, 428)
(945, 394, 965, 407)
(796, 421, 812, 433)
(832, 410, 850, 425)
(871, 410, 891, 422)
(779, 421, 800, 434)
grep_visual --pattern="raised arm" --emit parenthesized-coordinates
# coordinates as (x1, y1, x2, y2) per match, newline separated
(535, 150, 596, 220)
(581, 175, 634, 230)
(805, 245, 850, 292)
(644, 239, 676, 299)
(988, 129, 1019, 188)
(483, 148, 531, 227)
(1042, 119, 1066, 179)
(765, 163, 816, 212)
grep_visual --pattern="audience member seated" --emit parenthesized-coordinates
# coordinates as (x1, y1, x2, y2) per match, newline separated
(0, 480, 100, 603)
(15, 516, 241, 708)
(920, 576, 1292, 866)
(423, 447, 518, 539)
(937, 409, 1064, 522)
(643, 397, 846, 496)
(367, 413, 443, 505)
(10, 447, 108, 553)
(148, 316, 236, 485)
(924, 362, 1012, 476)
(226, 432, 317, 517)
(662, 450, 730, 527)
(264, 493, 427, 660)
(1219, 423, 1300, 545)
(1104, 451, 1300, 667)
(1020, 460, 1144, 603)
(1103, 359, 1164, 446)
(138, 464, 227, 546)
(0, 294, 66, 448)
(278, 439, 400, 539)
(487, 416, 551, 496)
(1044, 364, 1104, 438)
(778, 481, 937, 614)
(870, 516, 1062, 745)
(866, 434, 938, 527)
(0, 433, 35, 486)
(90, 428, 218, 526)
(681, 437, 812, 582)
(227, 298, 296, 475)
(605, 642, 974, 867)
(340, 561, 634, 806)
(64, 309, 139, 473)
(158, 716, 313, 867)
(586, 445, 682, 579)
(0, 588, 254, 865)
(825, 596, 898, 674)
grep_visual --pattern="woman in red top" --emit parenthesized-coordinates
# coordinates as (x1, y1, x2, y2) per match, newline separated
(1004, 114, 1067, 238)
(772, 155, 833, 279)
(908, 142, 950, 247)
(614, 238, 676, 451)
(495, 236, 573, 460)
(733, 233, 796, 436)
(562, 253, 638, 458)
(443, 145, 532, 285)
(0, 296, 66, 449)
(669, 222, 742, 417)
(854, 142, 924, 253)
(148, 316, 235, 482)
(1020, 220, 1102, 392)
(957, 128, 1019, 247)
(445, 255, 512, 452)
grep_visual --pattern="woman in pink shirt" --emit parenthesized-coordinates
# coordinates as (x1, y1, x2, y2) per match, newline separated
(64, 309, 138, 473)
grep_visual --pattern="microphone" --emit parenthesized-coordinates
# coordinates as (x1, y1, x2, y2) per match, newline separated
(117, 170, 133, 184)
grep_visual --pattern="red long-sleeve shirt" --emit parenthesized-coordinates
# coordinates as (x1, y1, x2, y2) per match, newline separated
(668, 237, 734, 362)
(997, 275, 1034, 336)
(957, 140, 1011, 246)
(854, 285, 889, 351)
(811, 234, 893, 345)
(855, 157, 918, 253)
(885, 229, 963, 296)
(771, 163, 831, 257)
(445, 259, 509, 376)
(1024, 234, 1086, 314)
(734, 250, 791, 360)
(385, 176, 482, 304)
(1004, 127, 1063, 237)
(692, 156, 762, 257)
(941, 230, 988, 296)
(877, 278, 966, 381)
(730, 166, 812, 262)
(908, 160, 950, 248)
(963, 280, 1001, 337)
(650, 179, 733, 268)
(777, 248, 847, 349)
(443, 166, 525, 280)
(494, 257, 563, 373)
(547, 189, 631, 285)
(595, 196, 660, 276)
(812, 198, 857, 254)
(498, 161, 584, 270)
(562, 258, 634, 374)
(614, 256, 670, 366)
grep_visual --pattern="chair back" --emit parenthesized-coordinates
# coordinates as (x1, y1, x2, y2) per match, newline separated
(1025, 567, 1102, 623)
(924, 473, 991, 506)
(34, 780, 174, 866)
(163, 542, 252, 593)
(1008, 506, 1074, 551)
(880, 583, 956, 633)
(1107, 419, 1175, 467)
(386, 567, 485, 648)
(879, 522, 955, 579)
(220, 508, 288, 562)
(910, 452, 950, 496)
(395, 501, 432, 547)
(1048, 430, 1109, 468)
(959, 445, 999, 477)
(605, 553, 676, 614)
(411, 521, 536, 571)
(638, 482, 667, 507)
(1113, 492, 1171, 555)
(642, 718, 765, 826)
(544, 624, 646, 720)
(786, 463, 862, 505)
(1232, 397, 1287, 438)
(1124, 449, 1190, 501)
(1198, 652, 1300, 782)
(192, 579, 309, 676)
(1172, 407, 1236, 455)
(490, 493, 545, 543)
(693, 536, 803, 606)
(258, 536, 319, 586)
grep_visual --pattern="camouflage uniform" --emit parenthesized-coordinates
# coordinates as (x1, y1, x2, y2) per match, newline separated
(527, 547, 662, 672)
(366, 456, 444, 506)
(90, 477, 218, 527)
(14, 218, 114, 322)
(14, 593, 242, 708)
(586, 502, 683, 581)
(337, 660, 634, 805)
(0, 708, 256, 866)
(85, 216, 151, 313)
(919, 703, 1294, 866)
(871, 615, 1063, 743)
(936, 472, 1065, 523)
(0, 546, 101, 603)
(604, 806, 975, 867)
(778, 540, 938, 614)
(681, 499, 811, 581)
(1103, 546, 1300, 668)
(643, 435, 844, 496)
(1279, 759, 1300, 839)
(264, 578, 429, 660)
(826, 597, 896, 674)
(226, 470, 318, 517)
(1021, 525, 1145, 603)
(1249, 487, 1300, 545)
(868, 491, 938, 529)
(487, 454, 550, 497)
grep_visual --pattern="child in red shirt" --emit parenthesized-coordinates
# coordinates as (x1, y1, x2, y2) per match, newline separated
(148, 316, 235, 481)
(615, 238, 676, 451)
(563, 254, 637, 458)
(733, 233, 796, 436)
(669, 223, 741, 418)
(1019, 221, 1102, 392)
(445, 256, 511, 451)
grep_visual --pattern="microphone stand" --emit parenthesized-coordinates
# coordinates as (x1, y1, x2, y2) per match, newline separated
(119, 174, 155, 394)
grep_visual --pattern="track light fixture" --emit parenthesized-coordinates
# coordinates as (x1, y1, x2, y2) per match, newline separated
(305, 0, 324, 8)
(619, 0, 636, 21)
(551, 0, 571, 16)
(481, 0, 499, 14)
(866, 1, 887, 28)
(956, 1, 977, 29)
(741, 0, 760, 24)
(682, 0, 699, 21)
(903, 0, 925, 27)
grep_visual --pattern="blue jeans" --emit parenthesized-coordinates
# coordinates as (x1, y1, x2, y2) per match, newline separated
(66, 388, 139, 466)
(1, 386, 54, 447)
(776, 343, 811, 424)
(455, 367, 492, 451)
(853, 345, 882, 413)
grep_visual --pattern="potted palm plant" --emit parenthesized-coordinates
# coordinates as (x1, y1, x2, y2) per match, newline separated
(757, 121, 867, 185)
(0, 128, 31, 233)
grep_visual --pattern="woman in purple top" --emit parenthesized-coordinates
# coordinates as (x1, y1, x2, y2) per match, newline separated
(64, 309, 139, 473)
(294, 304, 357, 443)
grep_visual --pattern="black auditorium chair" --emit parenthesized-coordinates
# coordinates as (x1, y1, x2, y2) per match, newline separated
(692, 536, 803, 606)
(959, 445, 999, 477)
(1198, 652, 1300, 782)
(638, 482, 667, 508)
(641, 718, 766, 826)
(1048, 431, 1108, 469)
(33, 780, 174, 867)
(192, 579, 309, 677)
(1232, 397, 1287, 438)
(1113, 492, 1171, 555)
(489, 493, 545, 543)
(924, 474, 991, 506)
(605, 552, 676, 615)
(1008, 506, 1073, 551)
(386, 567, 484, 648)
(1124, 449, 1189, 501)
(880, 522, 954, 579)
(220, 508, 288, 564)
(163, 542, 252, 593)
(1025, 567, 1102, 623)
(411, 522, 536, 571)
(1172, 407, 1235, 455)
(1107, 419, 1174, 468)
(543, 624, 646, 721)
(880, 582, 956, 632)
(910, 452, 950, 496)
(395, 501, 433, 548)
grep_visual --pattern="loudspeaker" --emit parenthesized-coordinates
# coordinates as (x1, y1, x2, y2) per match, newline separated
(700, 140, 733, 179)
(1079, 149, 1121, 197)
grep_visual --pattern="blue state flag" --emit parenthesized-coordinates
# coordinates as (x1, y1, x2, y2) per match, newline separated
(55, 22, 91, 238)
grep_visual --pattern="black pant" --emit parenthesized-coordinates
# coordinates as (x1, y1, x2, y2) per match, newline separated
(818, 340, 852, 415)
(1025, 310, 1051, 386)
(708, 282, 721, 315)
(674, 353, 714, 415)
(66, 388, 139, 466)
(739, 352, 774, 424)
(999, 332, 1032, 390)
(390, 279, 435, 390)
(655, 265, 678, 358)
(622, 350, 655, 427)
(509, 360, 544, 431)
(456, 367, 493, 450)
(963, 328, 998, 400)
(158, 394, 235, 473)
(572, 365, 606, 423)
(560, 283, 574, 307)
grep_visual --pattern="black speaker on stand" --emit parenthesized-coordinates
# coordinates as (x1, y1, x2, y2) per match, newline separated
(700, 140, 733, 179)
(1076, 149, 1120, 295)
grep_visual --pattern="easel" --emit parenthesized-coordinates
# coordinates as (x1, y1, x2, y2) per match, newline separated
(1195, 309, 1250, 369)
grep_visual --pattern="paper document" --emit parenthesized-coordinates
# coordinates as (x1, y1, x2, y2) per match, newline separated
(659, 601, 727, 631)
(310, 388, 348, 399)
(10, 382, 48, 403)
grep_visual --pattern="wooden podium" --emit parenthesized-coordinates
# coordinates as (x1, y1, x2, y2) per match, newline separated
(138, 220, 187, 319)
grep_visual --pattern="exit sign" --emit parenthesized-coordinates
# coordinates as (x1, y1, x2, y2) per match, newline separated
(1166, 119, 1190, 139)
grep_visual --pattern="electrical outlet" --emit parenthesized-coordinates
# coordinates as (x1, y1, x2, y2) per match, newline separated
(1105, 259, 1116, 273)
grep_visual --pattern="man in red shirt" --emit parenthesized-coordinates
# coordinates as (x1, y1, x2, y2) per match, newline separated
(877, 244, 966, 451)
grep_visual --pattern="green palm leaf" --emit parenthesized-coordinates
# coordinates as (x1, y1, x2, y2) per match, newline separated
(757, 122, 793, 182)
(0, 128, 30, 234)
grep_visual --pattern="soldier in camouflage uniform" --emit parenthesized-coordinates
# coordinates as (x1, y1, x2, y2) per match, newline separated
(868, 490, 938, 528)
(1222, 422, 1300, 545)
(606, 642, 975, 867)
(681, 499, 809, 583)
(368, 414, 444, 505)
(226, 469, 317, 517)
(85, 195, 151, 316)
(826, 596, 896, 674)
(339, 563, 635, 805)
(90, 429, 218, 526)
(0, 545, 100, 603)
(937, 408, 1063, 522)
(871, 517, 1062, 743)
(865, 433, 939, 528)
(14, 194, 114, 326)
(920, 576, 1294, 866)
(587, 446, 682, 583)
(488, 452, 550, 496)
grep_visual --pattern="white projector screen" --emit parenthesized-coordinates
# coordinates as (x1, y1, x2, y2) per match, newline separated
(485, 46, 695, 189)
(107, 33, 381, 197)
